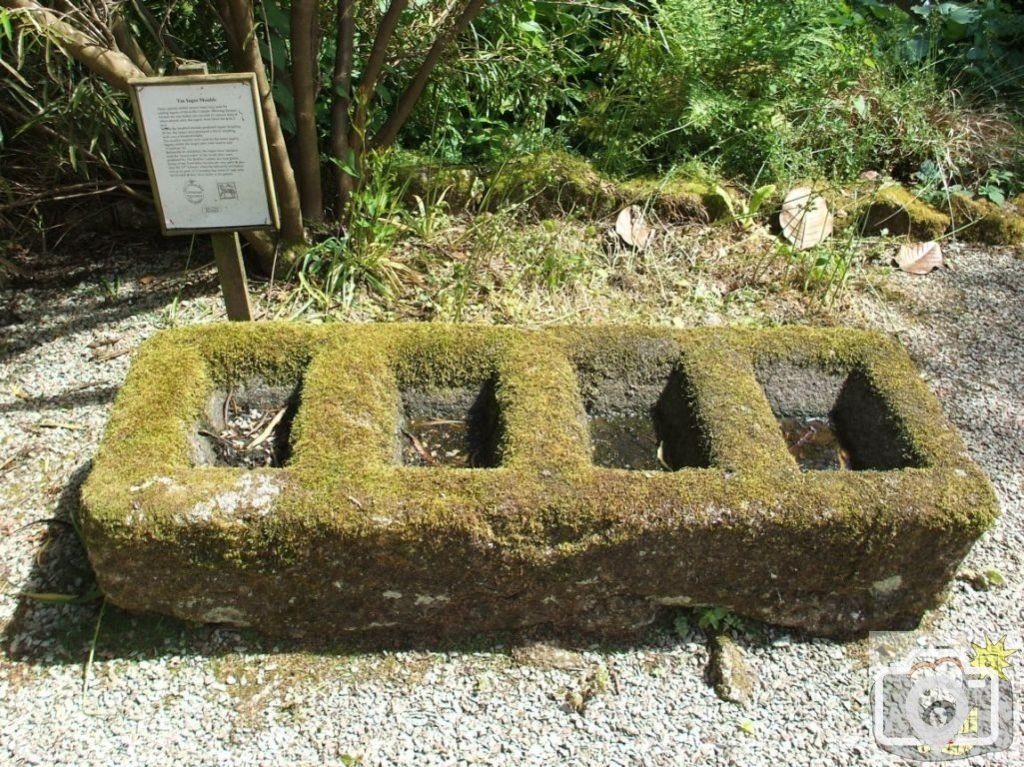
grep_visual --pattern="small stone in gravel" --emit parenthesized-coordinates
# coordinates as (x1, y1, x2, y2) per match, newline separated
(707, 634, 756, 706)
(511, 643, 585, 670)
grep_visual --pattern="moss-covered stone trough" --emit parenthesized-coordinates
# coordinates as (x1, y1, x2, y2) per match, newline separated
(81, 323, 997, 639)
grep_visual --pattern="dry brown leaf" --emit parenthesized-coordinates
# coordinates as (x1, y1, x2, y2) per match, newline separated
(895, 241, 943, 274)
(614, 205, 653, 251)
(779, 187, 833, 250)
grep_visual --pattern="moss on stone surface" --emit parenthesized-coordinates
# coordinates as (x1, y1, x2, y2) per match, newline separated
(395, 150, 726, 223)
(82, 323, 997, 640)
(948, 193, 1024, 245)
(853, 184, 950, 240)
(396, 154, 1022, 245)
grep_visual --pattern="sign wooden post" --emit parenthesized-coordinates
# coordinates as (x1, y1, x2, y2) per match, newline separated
(210, 232, 252, 320)
(129, 65, 279, 322)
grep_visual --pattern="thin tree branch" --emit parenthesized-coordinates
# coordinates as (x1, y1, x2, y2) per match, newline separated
(130, 0, 185, 58)
(111, 11, 155, 76)
(350, 0, 410, 153)
(371, 0, 490, 150)
(0, 103, 153, 205)
(0, 183, 128, 213)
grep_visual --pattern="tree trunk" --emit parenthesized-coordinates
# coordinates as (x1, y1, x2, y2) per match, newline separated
(291, 0, 323, 223)
(217, 0, 305, 247)
(3, 0, 145, 91)
(372, 0, 489, 150)
(330, 0, 355, 217)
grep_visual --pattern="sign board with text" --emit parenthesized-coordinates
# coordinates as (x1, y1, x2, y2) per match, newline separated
(129, 73, 279, 235)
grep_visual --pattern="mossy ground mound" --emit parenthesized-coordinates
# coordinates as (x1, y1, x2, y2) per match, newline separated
(398, 152, 1024, 245)
(948, 193, 1024, 244)
(850, 184, 951, 241)
(397, 151, 729, 223)
(81, 324, 997, 640)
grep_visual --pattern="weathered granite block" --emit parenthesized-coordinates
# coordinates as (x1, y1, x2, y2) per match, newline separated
(81, 324, 997, 638)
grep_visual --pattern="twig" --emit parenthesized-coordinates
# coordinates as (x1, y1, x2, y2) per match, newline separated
(222, 386, 233, 427)
(91, 347, 131, 363)
(246, 407, 288, 450)
(402, 429, 436, 465)
(34, 419, 84, 431)
(792, 422, 819, 449)
(12, 517, 74, 535)
(1, 447, 32, 473)
(0, 184, 124, 213)
(81, 598, 106, 708)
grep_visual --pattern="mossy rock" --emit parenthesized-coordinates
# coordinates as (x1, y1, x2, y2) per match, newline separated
(852, 184, 950, 240)
(948, 193, 1024, 245)
(82, 324, 997, 641)
(488, 151, 622, 216)
(394, 150, 727, 224)
(396, 157, 481, 210)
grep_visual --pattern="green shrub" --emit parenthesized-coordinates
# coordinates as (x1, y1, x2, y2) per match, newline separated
(560, 0, 1023, 186)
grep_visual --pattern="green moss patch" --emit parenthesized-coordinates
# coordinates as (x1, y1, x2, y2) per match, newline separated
(948, 193, 1024, 245)
(852, 184, 950, 240)
(396, 150, 727, 223)
(82, 324, 997, 640)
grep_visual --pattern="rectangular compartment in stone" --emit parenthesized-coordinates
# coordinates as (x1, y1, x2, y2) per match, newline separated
(581, 367, 710, 471)
(398, 379, 502, 468)
(192, 378, 301, 469)
(755, 361, 925, 471)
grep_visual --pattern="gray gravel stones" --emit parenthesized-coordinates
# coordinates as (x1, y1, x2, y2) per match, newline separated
(1, 242, 1022, 766)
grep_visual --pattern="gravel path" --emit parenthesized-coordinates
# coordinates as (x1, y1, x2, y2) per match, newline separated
(1, 240, 1021, 766)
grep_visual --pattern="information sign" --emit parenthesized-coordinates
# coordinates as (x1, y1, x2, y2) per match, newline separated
(129, 74, 279, 235)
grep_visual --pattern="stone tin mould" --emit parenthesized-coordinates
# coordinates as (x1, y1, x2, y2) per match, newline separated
(81, 324, 997, 638)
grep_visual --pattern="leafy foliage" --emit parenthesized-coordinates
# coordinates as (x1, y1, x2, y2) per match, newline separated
(516, 0, 1024, 186)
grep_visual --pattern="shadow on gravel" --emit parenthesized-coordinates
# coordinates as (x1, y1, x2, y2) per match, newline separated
(0, 385, 119, 415)
(1, 271, 220, 360)
(3, 461, 818, 670)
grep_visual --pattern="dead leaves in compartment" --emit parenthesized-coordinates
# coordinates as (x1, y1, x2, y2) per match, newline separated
(247, 407, 288, 451)
(401, 427, 438, 466)
(614, 205, 655, 252)
(779, 187, 833, 250)
(200, 397, 290, 468)
(894, 240, 944, 275)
